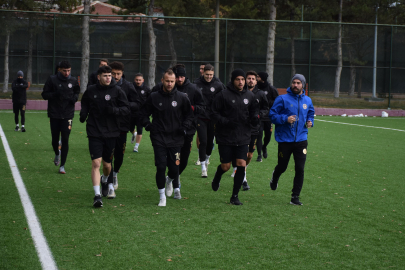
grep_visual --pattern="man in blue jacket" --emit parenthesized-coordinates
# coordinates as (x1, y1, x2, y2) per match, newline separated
(269, 74, 314, 206)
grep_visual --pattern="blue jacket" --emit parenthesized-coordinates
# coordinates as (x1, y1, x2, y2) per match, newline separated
(269, 87, 315, 143)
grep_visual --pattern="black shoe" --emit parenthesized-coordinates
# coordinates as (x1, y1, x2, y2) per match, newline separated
(101, 176, 109, 197)
(14, 126, 19, 131)
(290, 196, 303, 206)
(242, 181, 250, 191)
(256, 155, 262, 162)
(270, 170, 278, 190)
(93, 195, 103, 207)
(263, 147, 268, 159)
(211, 180, 220, 191)
(230, 195, 243, 205)
(21, 127, 26, 132)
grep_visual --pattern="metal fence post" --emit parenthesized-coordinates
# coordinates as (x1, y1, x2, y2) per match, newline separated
(53, 14, 56, 71)
(308, 22, 312, 95)
(388, 25, 393, 109)
(224, 19, 228, 84)
(139, 17, 143, 73)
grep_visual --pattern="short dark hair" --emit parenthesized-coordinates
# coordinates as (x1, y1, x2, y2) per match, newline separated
(97, 65, 112, 75)
(162, 69, 175, 78)
(173, 63, 185, 69)
(246, 70, 258, 77)
(109, 61, 124, 71)
(59, 61, 71, 69)
(204, 64, 214, 72)
(100, 59, 109, 64)
(201, 62, 210, 66)
(134, 73, 143, 78)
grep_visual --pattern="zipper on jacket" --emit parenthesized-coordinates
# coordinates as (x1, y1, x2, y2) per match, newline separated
(295, 95, 300, 142)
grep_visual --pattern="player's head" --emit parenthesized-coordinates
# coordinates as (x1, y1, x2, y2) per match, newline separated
(173, 64, 186, 86)
(291, 74, 306, 94)
(161, 69, 176, 92)
(203, 64, 214, 83)
(257, 71, 268, 83)
(199, 62, 209, 76)
(59, 61, 71, 78)
(109, 61, 124, 82)
(99, 58, 109, 67)
(134, 73, 144, 87)
(246, 70, 257, 90)
(231, 69, 246, 91)
(97, 65, 112, 86)
(17, 70, 24, 79)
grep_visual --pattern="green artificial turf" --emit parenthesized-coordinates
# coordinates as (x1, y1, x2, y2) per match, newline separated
(0, 112, 404, 269)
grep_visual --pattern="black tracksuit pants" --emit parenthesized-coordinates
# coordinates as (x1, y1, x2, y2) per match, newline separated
(257, 121, 272, 156)
(179, 133, 195, 175)
(50, 118, 72, 167)
(13, 103, 25, 125)
(273, 140, 308, 197)
(197, 119, 215, 162)
(108, 132, 127, 184)
(153, 145, 181, 190)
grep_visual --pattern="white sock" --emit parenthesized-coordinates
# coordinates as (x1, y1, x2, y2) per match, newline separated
(93, 186, 100, 196)
(201, 163, 207, 171)
(22, 125, 24, 127)
(108, 183, 114, 190)
(233, 167, 237, 172)
(101, 175, 109, 183)
(135, 143, 139, 147)
(158, 188, 166, 199)
(206, 155, 210, 162)
(174, 188, 180, 193)
(113, 171, 117, 177)
(16, 124, 19, 127)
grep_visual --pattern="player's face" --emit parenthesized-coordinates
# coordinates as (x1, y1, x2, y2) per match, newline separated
(18, 76, 23, 79)
(99, 61, 108, 67)
(111, 69, 123, 82)
(291, 79, 303, 94)
(60, 68, 71, 78)
(162, 73, 176, 92)
(199, 65, 205, 75)
(176, 76, 186, 86)
(246, 75, 257, 89)
(234, 76, 245, 91)
(98, 72, 112, 86)
(203, 70, 214, 82)
(134, 76, 144, 87)
(257, 75, 263, 83)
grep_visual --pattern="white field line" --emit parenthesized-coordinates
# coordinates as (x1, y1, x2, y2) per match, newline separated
(0, 124, 58, 270)
(317, 119, 405, 132)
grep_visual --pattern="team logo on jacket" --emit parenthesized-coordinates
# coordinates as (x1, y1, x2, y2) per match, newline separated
(243, 99, 249, 104)
(265, 91, 268, 95)
(172, 101, 177, 107)
(303, 104, 308, 109)
(68, 83, 72, 88)
(159, 103, 162, 106)
(105, 94, 111, 101)
(141, 90, 145, 94)
(210, 87, 215, 92)
(232, 100, 235, 103)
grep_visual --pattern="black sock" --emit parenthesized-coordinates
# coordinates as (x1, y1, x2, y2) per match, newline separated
(213, 165, 226, 183)
(233, 166, 245, 196)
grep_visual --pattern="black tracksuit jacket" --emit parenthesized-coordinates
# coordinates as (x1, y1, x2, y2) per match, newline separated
(140, 86, 193, 148)
(176, 78, 205, 135)
(194, 76, 225, 120)
(87, 71, 98, 88)
(133, 82, 151, 118)
(80, 80, 130, 138)
(12, 78, 29, 104)
(115, 78, 140, 132)
(250, 86, 269, 136)
(211, 82, 259, 146)
(41, 73, 80, 119)
(257, 81, 279, 122)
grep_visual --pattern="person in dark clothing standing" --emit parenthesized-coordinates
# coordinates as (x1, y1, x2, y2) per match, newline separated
(256, 71, 279, 162)
(172, 64, 205, 182)
(269, 74, 314, 206)
(140, 69, 193, 207)
(211, 69, 259, 205)
(131, 73, 151, 152)
(41, 61, 80, 174)
(87, 59, 108, 87)
(12, 71, 28, 132)
(103, 61, 140, 198)
(194, 64, 225, 178)
(80, 65, 130, 207)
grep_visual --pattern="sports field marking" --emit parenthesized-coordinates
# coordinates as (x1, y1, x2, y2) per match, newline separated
(317, 119, 405, 132)
(0, 124, 58, 270)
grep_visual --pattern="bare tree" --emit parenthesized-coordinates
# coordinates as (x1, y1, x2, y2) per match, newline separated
(3, 29, 10, 93)
(147, 0, 157, 88)
(80, 0, 91, 93)
(266, 0, 276, 85)
(334, 0, 343, 98)
(164, 18, 177, 68)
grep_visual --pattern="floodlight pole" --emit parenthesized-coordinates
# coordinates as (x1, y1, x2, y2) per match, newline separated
(372, 5, 378, 98)
(215, 0, 220, 78)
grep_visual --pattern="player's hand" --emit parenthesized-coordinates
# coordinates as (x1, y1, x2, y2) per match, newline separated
(288, 115, 297, 124)
(145, 123, 157, 132)
(178, 128, 187, 136)
(306, 120, 313, 128)
(79, 115, 86, 123)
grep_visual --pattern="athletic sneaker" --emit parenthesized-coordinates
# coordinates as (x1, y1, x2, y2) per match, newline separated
(59, 166, 66, 174)
(113, 174, 118, 190)
(158, 197, 166, 206)
(21, 127, 26, 132)
(14, 126, 19, 131)
(201, 169, 207, 178)
(174, 189, 181, 199)
(101, 176, 109, 197)
(211, 180, 220, 191)
(93, 195, 103, 207)
(290, 196, 303, 205)
(133, 145, 138, 152)
(195, 158, 201, 165)
(270, 170, 278, 191)
(165, 176, 173, 197)
(230, 168, 237, 177)
(242, 181, 250, 191)
(131, 132, 137, 144)
(263, 147, 268, 159)
(107, 188, 116, 199)
(207, 159, 210, 165)
(54, 150, 61, 166)
(256, 155, 262, 162)
(230, 195, 243, 205)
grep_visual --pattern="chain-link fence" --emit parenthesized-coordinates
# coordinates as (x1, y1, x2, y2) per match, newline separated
(1, 10, 405, 109)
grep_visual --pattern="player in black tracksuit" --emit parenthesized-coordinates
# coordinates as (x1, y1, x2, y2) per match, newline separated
(139, 69, 193, 207)
(256, 71, 279, 162)
(131, 73, 151, 152)
(172, 65, 205, 180)
(211, 69, 259, 205)
(11, 71, 28, 132)
(41, 61, 80, 174)
(87, 58, 109, 87)
(79, 65, 130, 208)
(104, 62, 141, 197)
(194, 64, 225, 178)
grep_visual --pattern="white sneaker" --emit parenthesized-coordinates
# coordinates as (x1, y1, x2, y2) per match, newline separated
(131, 133, 136, 144)
(231, 168, 237, 177)
(166, 176, 173, 197)
(174, 189, 181, 199)
(158, 197, 166, 206)
(133, 145, 138, 152)
(59, 166, 66, 174)
(202, 169, 207, 178)
(113, 174, 118, 190)
(195, 158, 201, 165)
(207, 160, 210, 165)
(107, 188, 116, 199)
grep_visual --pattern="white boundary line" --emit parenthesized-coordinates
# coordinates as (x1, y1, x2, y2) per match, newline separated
(0, 124, 58, 270)
(317, 119, 405, 132)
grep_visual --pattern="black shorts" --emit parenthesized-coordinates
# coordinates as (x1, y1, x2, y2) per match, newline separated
(130, 117, 143, 135)
(218, 144, 248, 164)
(13, 103, 25, 114)
(88, 136, 116, 163)
(153, 145, 181, 167)
(249, 135, 258, 153)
